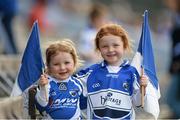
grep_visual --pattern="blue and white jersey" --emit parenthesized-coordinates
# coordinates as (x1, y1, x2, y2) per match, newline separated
(35, 76, 87, 120)
(76, 60, 143, 120)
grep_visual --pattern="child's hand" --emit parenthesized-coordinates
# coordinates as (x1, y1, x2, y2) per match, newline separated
(140, 74, 148, 88)
(39, 74, 48, 87)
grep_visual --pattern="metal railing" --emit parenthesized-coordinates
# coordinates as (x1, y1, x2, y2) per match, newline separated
(0, 55, 20, 97)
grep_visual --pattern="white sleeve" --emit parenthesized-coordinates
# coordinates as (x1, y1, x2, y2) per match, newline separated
(132, 78, 141, 106)
(143, 82, 160, 120)
(132, 80, 160, 119)
(35, 84, 50, 107)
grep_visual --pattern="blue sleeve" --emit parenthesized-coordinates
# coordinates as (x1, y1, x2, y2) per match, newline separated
(74, 64, 100, 110)
(74, 64, 99, 78)
(75, 68, 91, 77)
(79, 93, 87, 110)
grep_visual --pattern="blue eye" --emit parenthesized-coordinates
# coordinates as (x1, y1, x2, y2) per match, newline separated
(114, 44, 120, 47)
(65, 61, 70, 64)
(102, 45, 108, 48)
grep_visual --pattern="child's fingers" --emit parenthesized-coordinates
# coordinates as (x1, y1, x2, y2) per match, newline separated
(39, 74, 48, 86)
(140, 75, 148, 87)
(41, 74, 48, 78)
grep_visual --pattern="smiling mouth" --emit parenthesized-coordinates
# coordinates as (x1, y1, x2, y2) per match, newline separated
(59, 72, 68, 75)
(107, 54, 116, 57)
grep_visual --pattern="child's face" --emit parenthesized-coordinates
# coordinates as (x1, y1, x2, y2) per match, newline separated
(48, 51, 75, 81)
(99, 35, 124, 66)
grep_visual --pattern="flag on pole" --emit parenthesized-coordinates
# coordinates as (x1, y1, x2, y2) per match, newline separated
(11, 21, 44, 96)
(131, 10, 160, 119)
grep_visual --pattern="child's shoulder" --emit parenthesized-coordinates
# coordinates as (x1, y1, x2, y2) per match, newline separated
(79, 62, 102, 72)
(71, 76, 82, 83)
(88, 62, 102, 70)
(121, 60, 137, 72)
(70, 76, 84, 89)
(73, 62, 102, 79)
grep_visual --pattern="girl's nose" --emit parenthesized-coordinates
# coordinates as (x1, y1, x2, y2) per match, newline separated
(108, 46, 114, 52)
(59, 64, 65, 70)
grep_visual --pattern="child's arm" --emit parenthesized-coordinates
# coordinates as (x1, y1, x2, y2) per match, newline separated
(132, 74, 160, 119)
(35, 74, 50, 107)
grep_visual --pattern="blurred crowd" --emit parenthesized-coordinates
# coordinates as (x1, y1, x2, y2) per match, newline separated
(0, 0, 179, 119)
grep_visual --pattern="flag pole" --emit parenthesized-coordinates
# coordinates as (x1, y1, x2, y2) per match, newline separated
(141, 67, 145, 108)
(42, 68, 48, 102)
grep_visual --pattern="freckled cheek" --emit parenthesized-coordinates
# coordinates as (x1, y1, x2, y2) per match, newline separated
(50, 66, 60, 72)
(120, 51, 124, 56)
(70, 64, 75, 69)
(48, 68, 55, 75)
(100, 49, 107, 55)
(68, 64, 75, 71)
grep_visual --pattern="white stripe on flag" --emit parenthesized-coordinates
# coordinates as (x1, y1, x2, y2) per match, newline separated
(131, 52, 142, 76)
(11, 78, 22, 96)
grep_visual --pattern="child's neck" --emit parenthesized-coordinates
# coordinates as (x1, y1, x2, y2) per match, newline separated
(107, 59, 123, 66)
(50, 76, 71, 83)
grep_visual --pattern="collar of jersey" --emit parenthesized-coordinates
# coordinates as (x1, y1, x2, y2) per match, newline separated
(101, 60, 129, 68)
(48, 75, 70, 83)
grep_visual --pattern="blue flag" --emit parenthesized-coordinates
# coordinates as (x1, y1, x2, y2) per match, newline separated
(131, 10, 158, 90)
(138, 10, 158, 90)
(131, 10, 160, 119)
(11, 21, 44, 96)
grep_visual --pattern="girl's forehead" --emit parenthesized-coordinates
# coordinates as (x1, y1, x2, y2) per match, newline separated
(51, 51, 72, 58)
(100, 35, 122, 41)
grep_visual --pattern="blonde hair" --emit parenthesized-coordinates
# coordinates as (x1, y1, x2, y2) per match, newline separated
(46, 39, 83, 72)
(95, 24, 132, 53)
